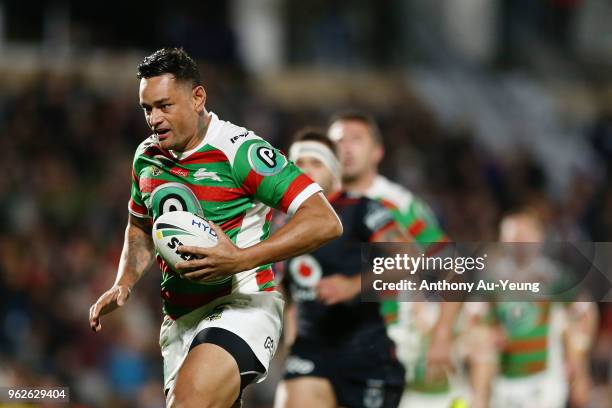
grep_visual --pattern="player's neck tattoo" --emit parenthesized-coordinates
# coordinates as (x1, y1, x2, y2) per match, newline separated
(183, 112, 211, 152)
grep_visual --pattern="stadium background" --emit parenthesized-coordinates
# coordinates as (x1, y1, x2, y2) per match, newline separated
(1, 0, 612, 407)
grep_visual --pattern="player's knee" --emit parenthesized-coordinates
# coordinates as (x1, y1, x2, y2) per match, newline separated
(167, 396, 224, 408)
(166, 387, 190, 408)
(167, 385, 229, 408)
(170, 373, 241, 408)
(275, 379, 335, 408)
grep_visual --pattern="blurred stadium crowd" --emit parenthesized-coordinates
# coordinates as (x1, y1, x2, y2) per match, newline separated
(1, 0, 612, 407)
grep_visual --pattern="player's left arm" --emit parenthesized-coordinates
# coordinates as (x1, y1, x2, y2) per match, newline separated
(317, 200, 411, 305)
(177, 193, 341, 281)
(176, 139, 342, 281)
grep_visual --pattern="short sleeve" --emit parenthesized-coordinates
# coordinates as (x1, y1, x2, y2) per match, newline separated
(400, 198, 446, 243)
(128, 163, 150, 218)
(231, 139, 322, 214)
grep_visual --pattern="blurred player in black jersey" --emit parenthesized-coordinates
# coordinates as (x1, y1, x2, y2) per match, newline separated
(274, 128, 408, 408)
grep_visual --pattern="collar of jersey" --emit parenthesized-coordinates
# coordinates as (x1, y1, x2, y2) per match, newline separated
(365, 174, 386, 196)
(169, 111, 220, 161)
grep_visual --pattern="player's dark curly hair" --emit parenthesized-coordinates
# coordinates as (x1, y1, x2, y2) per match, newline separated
(137, 47, 202, 86)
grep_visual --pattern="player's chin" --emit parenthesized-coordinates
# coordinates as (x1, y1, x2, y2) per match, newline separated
(342, 170, 361, 182)
(158, 135, 175, 150)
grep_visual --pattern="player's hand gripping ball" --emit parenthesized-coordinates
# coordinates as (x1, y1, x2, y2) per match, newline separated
(153, 211, 219, 277)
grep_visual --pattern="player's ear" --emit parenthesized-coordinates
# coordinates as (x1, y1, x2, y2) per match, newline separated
(192, 85, 206, 113)
(373, 143, 384, 165)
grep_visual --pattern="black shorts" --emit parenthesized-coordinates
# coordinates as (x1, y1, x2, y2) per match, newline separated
(283, 336, 405, 408)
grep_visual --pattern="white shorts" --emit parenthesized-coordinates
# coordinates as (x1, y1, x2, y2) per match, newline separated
(399, 391, 459, 408)
(492, 371, 568, 408)
(159, 291, 284, 392)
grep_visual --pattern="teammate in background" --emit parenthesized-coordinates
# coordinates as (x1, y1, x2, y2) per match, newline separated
(468, 209, 598, 408)
(394, 302, 470, 408)
(275, 129, 407, 408)
(88, 48, 342, 408)
(327, 112, 463, 407)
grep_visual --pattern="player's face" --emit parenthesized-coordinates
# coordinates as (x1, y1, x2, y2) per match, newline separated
(139, 74, 205, 151)
(295, 156, 335, 193)
(500, 215, 544, 242)
(329, 120, 382, 182)
(500, 214, 545, 262)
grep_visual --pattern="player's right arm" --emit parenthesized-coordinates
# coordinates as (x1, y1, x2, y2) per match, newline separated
(114, 214, 155, 290)
(90, 148, 155, 332)
(317, 199, 410, 306)
(564, 302, 598, 407)
(176, 138, 343, 281)
(88, 215, 155, 332)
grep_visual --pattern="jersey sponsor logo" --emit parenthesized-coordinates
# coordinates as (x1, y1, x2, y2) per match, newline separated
(247, 142, 287, 176)
(193, 167, 222, 182)
(230, 131, 249, 144)
(150, 182, 204, 220)
(170, 167, 189, 177)
(149, 165, 163, 176)
(288, 255, 322, 301)
(285, 356, 315, 375)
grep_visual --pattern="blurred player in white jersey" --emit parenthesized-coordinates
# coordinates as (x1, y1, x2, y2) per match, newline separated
(468, 209, 597, 408)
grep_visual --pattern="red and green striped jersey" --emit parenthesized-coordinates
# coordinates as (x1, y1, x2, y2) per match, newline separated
(365, 175, 448, 325)
(365, 175, 447, 248)
(128, 112, 321, 319)
(494, 301, 551, 377)
(484, 255, 571, 378)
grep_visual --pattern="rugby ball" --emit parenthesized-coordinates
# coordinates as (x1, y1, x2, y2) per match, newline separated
(152, 211, 218, 272)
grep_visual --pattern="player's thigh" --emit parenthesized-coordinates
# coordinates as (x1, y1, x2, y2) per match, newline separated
(168, 343, 241, 408)
(275, 377, 336, 408)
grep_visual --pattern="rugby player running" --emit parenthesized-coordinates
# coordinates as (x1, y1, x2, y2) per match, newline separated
(275, 128, 407, 408)
(88, 48, 342, 408)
